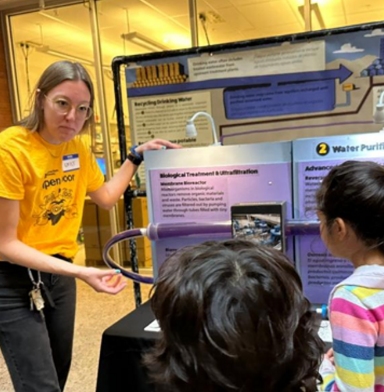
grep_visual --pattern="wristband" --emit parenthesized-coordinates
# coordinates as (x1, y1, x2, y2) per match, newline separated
(127, 145, 143, 166)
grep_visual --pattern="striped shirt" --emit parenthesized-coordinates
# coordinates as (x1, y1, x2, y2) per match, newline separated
(319, 264, 384, 392)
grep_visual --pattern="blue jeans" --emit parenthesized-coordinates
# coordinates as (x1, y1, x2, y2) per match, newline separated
(0, 259, 76, 392)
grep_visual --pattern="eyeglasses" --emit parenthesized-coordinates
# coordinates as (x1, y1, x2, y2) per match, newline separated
(44, 95, 93, 120)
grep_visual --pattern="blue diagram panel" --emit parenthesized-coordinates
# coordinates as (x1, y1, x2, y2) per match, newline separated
(224, 80, 335, 119)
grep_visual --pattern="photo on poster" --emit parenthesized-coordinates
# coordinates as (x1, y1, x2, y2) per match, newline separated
(231, 202, 286, 252)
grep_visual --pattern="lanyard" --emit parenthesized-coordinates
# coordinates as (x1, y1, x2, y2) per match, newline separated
(27, 268, 42, 288)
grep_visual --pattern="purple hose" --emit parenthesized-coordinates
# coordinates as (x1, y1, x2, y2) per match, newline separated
(146, 220, 320, 239)
(286, 220, 319, 235)
(103, 228, 154, 284)
(146, 221, 232, 240)
(103, 220, 320, 284)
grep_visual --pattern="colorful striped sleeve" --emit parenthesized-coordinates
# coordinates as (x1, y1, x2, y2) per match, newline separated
(319, 286, 378, 391)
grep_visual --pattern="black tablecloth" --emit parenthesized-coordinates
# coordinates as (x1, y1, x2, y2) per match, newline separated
(96, 301, 158, 392)
(96, 302, 332, 392)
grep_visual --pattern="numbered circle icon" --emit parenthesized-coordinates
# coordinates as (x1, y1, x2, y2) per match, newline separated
(316, 142, 329, 156)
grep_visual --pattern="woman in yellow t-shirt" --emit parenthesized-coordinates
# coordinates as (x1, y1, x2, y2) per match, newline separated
(0, 60, 180, 392)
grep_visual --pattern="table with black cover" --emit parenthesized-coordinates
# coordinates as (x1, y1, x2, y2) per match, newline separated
(96, 301, 158, 392)
(96, 301, 332, 392)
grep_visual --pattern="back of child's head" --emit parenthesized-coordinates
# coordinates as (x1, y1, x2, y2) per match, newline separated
(316, 160, 384, 253)
(144, 239, 323, 392)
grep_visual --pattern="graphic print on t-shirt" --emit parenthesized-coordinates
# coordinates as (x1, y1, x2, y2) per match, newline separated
(33, 187, 78, 226)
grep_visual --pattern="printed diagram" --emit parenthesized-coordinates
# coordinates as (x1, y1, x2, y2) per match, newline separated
(222, 64, 353, 119)
(125, 26, 384, 145)
(219, 30, 384, 141)
(131, 62, 187, 87)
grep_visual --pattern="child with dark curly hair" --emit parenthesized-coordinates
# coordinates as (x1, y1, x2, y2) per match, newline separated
(144, 239, 324, 392)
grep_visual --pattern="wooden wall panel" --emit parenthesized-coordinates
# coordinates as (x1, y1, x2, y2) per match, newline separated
(0, 24, 13, 130)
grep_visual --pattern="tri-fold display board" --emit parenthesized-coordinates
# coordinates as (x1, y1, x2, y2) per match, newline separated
(111, 21, 384, 306)
(144, 140, 293, 267)
(114, 20, 384, 156)
(144, 131, 384, 306)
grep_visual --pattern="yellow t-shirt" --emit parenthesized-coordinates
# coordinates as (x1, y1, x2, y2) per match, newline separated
(0, 126, 105, 258)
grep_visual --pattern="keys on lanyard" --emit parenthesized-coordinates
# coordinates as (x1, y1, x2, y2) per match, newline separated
(28, 269, 45, 319)
(30, 285, 45, 312)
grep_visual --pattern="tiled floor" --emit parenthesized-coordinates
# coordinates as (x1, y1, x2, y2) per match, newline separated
(0, 246, 153, 392)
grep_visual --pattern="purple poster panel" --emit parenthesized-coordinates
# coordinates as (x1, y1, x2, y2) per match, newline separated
(297, 157, 384, 305)
(149, 162, 292, 266)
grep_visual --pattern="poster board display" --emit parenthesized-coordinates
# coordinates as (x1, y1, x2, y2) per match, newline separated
(144, 141, 293, 276)
(293, 131, 384, 305)
(120, 21, 384, 156)
(110, 21, 384, 303)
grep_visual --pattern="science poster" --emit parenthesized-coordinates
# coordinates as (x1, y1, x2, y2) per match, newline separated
(293, 132, 384, 304)
(144, 142, 293, 275)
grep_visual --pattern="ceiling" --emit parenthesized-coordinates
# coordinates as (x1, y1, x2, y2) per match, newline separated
(0, 0, 79, 10)
(5, 0, 384, 68)
(2, 0, 384, 121)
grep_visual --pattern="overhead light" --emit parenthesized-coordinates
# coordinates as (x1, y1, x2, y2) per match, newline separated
(23, 41, 94, 66)
(186, 111, 221, 146)
(121, 32, 168, 52)
(373, 91, 384, 131)
(298, 3, 325, 29)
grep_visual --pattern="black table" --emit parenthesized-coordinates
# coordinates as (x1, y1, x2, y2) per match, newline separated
(96, 302, 332, 392)
(96, 301, 158, 392)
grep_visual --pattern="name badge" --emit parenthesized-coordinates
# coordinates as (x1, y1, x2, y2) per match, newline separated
(62, 154, 80, 172)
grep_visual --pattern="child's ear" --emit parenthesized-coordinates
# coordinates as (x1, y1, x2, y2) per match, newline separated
(333, 218, 348, 240)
